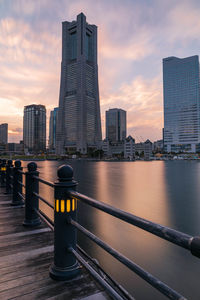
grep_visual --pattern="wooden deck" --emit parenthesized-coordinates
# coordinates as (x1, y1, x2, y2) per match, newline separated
(0, 187, 110, 300)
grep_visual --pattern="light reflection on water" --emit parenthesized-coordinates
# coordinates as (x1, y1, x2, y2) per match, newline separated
(21, 160, 200, 300)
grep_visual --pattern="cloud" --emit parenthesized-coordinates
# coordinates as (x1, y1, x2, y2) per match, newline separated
(101, 76, 163, 142)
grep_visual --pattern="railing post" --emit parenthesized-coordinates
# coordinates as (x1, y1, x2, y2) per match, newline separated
(49, 165, 80, 280)
(5, 159, 13, 194)
(23, 162, 41, 227)
(11, 160, 24, 206)
(0, 159, 7, 187)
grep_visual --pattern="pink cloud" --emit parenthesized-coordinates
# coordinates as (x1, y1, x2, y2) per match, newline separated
(100, 76, 163, 142)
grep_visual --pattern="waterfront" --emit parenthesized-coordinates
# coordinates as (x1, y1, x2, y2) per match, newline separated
(21, 160, 200, 300)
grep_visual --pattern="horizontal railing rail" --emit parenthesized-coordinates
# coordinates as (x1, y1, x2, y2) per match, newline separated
(76, 245, 135, 300)
(17, 180, 25, 188)
(69, 219, 185, 300)
(33, 192, 54, 209)
(18, 170, 26, 175)
(1, 159, 198, 300)
(69, 247, 126, 300)
(32, 175, 54, 187)
(34, 208, 54, 231)
(69, 191, 200, 259)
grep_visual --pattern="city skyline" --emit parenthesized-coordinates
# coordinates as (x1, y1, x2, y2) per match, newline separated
(1, 0, 200, 142)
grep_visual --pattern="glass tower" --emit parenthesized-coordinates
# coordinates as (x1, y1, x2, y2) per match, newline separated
(49, 107, 58, 152)
(163, 55, 200, 153)
(23, 104, 46, 153)
(0, 123, 8, 144)
(56, 13, 102, 154)
(106, 108, 126, 142)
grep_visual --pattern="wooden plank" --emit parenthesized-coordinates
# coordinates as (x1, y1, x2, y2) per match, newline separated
(0, 260, 52, 283)
(0, 227, 51, 242)
(0, 232, 53, 257)
(0, 252, 53, 278)
(8, 271, 102, 300)
(0, 245, 54, 269)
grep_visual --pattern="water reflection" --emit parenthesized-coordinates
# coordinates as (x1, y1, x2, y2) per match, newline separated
(21, 160, 200, 300)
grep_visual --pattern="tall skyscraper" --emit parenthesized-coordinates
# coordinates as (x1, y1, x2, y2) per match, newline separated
(56, 13, 102, 154)
(163, 55, 200, 153)
(49, 107, 58, 151)
(106, 108, 126, 142)
(23, 104, 46, 153)
(0, 123, 8, 144)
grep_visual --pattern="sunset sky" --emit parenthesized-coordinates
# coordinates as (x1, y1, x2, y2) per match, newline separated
(1, 0, 200, 143)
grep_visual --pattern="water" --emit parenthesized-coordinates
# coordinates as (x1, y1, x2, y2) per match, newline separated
(22, 160, 200, 300)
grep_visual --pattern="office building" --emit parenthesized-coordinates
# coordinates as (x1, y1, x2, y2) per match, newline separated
(163, 55, 200, 153)
(49, 107, 58, 152)
(0, 123, 8, 144)
(23, 104, 46, 153)
(106, 108, 126, 142)
(56, 13, 102, 154)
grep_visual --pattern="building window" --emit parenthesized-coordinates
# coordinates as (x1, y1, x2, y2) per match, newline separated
(70, 32, 77, 60)
(86, 33, 92, 61)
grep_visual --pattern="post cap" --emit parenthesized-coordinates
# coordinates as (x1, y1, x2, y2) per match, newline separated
(8, 159, 12, 166)
(27, 162, 37, 172)
(57, 165, 73, 181)
(15, 160, 21, 168)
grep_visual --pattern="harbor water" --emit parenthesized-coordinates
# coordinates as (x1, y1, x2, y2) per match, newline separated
(22, 160, 200, 300)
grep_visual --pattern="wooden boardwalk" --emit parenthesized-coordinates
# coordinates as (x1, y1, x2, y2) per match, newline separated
(0, 187, 110, 300)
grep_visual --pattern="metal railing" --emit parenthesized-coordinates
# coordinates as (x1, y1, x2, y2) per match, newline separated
(1, 159, 200, 300)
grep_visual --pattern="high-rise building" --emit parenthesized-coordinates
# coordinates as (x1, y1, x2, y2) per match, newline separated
(0, 123, 8, 144)
(106, 108, 126, 142)
(56, 13, 102, 154)
(23, 104, 46, 153)
(49, 107, 58, 152)
(163, 55, 200, 153)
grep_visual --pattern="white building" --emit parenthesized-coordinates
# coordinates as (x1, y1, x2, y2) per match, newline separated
(135, 140, 152, 160)
(124, 136, 135, 160)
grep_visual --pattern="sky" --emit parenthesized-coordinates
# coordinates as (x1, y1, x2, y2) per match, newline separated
(1, 0, 200, 143)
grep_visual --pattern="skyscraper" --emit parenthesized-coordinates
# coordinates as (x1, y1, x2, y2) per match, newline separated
(0, 123, 8, 144)
(56, 13, 102, 154)
(23, 104, 46, 153)
(49, 107, 58, 152)
(106, 108, 126, 142)
(163, 55, 200, 153)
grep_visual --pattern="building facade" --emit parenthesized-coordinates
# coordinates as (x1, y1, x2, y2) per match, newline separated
(124, 136, 135, 160)
(153, 139, 163, 153)
(135, 140, 153, 159)
(56, 13, 102, 154)
(106, 108, 126, 142)
(23, 104, 46, 153)
(163, 55, 200, 153)
(0, 123, 8, 144)
(49, 107, 58, 152)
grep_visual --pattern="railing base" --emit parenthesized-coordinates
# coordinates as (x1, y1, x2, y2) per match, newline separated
(23, 218, 41, 227)
(49, 262, 80, 281)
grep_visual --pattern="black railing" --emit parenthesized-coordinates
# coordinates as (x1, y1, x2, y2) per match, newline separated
(1, 159, 200, 300)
